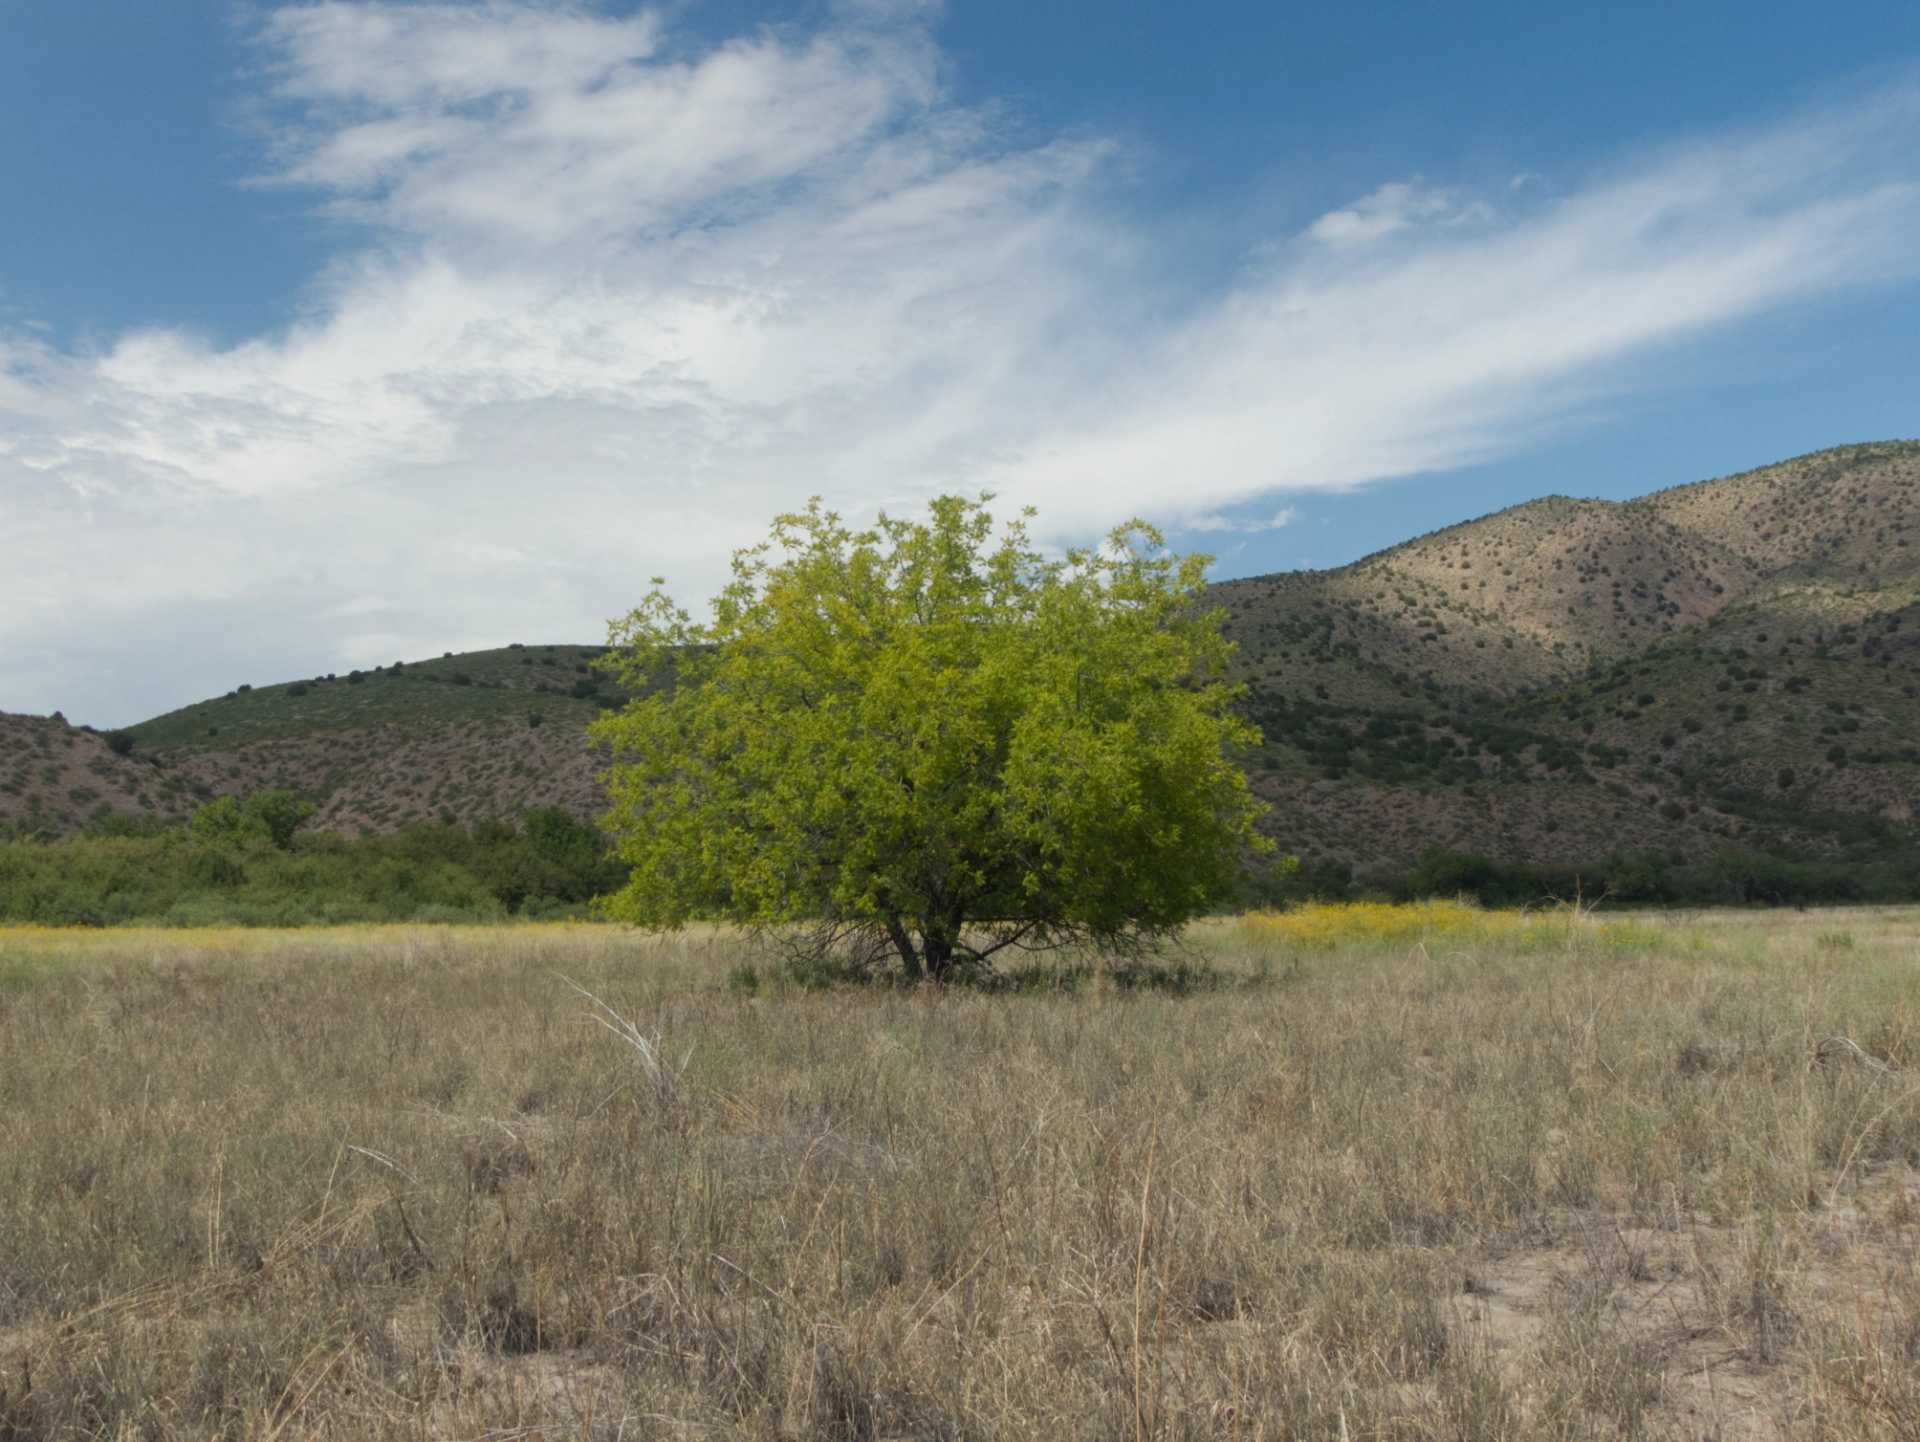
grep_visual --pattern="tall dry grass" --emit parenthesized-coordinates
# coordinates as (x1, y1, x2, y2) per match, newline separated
(0, 908, 1918, 1438)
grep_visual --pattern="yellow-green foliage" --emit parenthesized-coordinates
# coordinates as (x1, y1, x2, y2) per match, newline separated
(593, 495, 1268, 978)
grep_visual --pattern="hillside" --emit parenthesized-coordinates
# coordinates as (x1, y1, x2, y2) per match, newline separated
(7, 441, 1920, 899)
(0, 643, 624, 840)
(1216, 441, 1920, 887)
(1213, 440, 1920, 702)
(128, 642, 619, 753)
(0, 712, 205, 838)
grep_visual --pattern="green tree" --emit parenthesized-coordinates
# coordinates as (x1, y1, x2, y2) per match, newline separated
(523, 806, 605, 867)
(191, 790, 316, 851)
(592, 495, 1270, 979)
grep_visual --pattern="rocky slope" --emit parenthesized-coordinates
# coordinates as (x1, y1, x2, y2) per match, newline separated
(1217, 441, 1920, 872)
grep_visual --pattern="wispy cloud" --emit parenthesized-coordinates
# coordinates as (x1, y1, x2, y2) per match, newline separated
(3, 2, 1919, 721)
(1182, 507, 1298, 534)
(1304, 181, 1471, 245)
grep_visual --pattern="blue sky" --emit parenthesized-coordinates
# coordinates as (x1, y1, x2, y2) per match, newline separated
(3, 0, 1920, 723)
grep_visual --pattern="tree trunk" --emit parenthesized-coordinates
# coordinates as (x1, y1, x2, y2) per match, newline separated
(884, 915, 924, 981)
(922, 930, 954, 979)
(922, 902, 967, 980)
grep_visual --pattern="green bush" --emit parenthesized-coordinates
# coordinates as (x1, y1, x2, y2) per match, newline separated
(0, 798, 627, 927)
(1307, 842, 1914, 910)
(1406, 844, 1498, 900)
(192, 792, 316, 850)
(85, 813, 175, 839)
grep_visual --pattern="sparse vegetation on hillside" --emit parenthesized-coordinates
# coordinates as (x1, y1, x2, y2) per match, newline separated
(0, 711, 207, 840)
(1215, 442, 1920, 704)
(126, 643, 622, 754)
(1216, 442, 1920, 884)
(0, 646, 627, 843)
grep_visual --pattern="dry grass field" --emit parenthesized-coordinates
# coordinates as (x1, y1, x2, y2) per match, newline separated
(3, 908, 1920, 1439)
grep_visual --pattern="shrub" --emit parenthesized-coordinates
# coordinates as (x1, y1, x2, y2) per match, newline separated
(103, 730, 136, 756)
(193, 791, 316, 851)
(185, 847, 247, 888)
(0, 807, 623, 925)
(1405, 845, 1498, 902)
(84, 813, 175, 839)
(41, 889, 108, 927)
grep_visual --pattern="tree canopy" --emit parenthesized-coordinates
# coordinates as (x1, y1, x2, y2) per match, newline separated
(591, 495, 1269, 979)
(191, 790, 316, 850)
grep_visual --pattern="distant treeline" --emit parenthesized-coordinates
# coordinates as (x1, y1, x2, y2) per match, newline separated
(5, 789, 1914, 928)
(1247, 843, 1920, 910)
(0, 792, 626, 927)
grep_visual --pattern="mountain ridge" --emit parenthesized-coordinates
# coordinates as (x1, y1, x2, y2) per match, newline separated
(1213, 439, 1920, 703)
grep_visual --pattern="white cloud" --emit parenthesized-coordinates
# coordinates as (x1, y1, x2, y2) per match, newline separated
(1304, 181, 1461, 245)
(3, 3, 1920, 722)
(993, 97, 1920, 524)
(1182, 506, 1298, 534)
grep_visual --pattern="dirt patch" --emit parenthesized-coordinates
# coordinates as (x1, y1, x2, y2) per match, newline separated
(1448, 1170, 1920, 1439)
